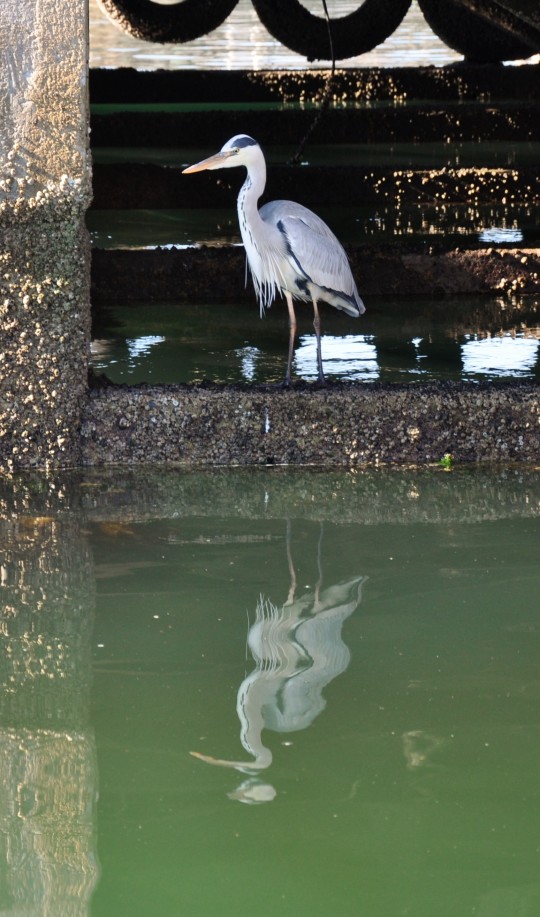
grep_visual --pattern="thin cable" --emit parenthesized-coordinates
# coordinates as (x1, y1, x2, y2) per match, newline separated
(288, 0, 336, 165)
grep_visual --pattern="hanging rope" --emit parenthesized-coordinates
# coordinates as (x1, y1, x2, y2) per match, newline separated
(288, 0, 336, 165)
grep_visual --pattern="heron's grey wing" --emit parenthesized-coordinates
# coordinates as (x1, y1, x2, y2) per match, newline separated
(260, 200, 357, 298)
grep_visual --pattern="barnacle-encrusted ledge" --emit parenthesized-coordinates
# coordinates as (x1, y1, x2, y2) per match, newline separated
(80, 380, 540, 467)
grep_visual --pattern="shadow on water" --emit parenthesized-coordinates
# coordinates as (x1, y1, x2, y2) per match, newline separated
(1, 465, 540, 915)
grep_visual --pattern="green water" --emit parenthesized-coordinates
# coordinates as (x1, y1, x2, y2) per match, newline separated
(1, 466, 540, 915)
(91, 297, 540, 385)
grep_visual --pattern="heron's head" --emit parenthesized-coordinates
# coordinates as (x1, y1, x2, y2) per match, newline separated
(183, 135, 261, 174)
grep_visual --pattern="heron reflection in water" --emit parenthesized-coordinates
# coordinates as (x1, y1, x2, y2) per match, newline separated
(191, 522, 366, 803)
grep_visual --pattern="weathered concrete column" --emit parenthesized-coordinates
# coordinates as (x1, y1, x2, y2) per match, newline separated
(0, 474, 98, 913)
(0, 0, 91, 470)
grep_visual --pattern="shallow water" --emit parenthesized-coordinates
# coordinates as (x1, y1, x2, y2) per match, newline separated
(90, 296, 540, 385)
(1, 466, 540, 915)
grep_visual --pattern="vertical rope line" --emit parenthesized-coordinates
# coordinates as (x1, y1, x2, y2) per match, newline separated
(288, 0, 336, 165)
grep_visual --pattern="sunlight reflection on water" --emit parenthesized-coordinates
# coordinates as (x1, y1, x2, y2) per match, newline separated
(479, 227, 524, 244)
(296, 333, 380, 380)
(461, 334, 540, 377)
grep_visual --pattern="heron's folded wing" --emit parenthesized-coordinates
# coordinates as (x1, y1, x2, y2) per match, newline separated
(274, 208, 357, 298)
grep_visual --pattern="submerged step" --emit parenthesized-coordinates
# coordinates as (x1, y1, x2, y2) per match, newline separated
(92, 141, 540, 170)
(91, 245, 540, 305)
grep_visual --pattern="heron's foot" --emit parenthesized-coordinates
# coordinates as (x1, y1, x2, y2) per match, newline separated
(277, 375, 293, 389)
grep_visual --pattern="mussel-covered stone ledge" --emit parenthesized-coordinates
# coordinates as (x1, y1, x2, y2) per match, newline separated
(80, 380, 540, 466)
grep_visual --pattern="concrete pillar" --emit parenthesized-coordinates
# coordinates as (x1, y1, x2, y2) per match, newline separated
(0, 474, 98, 912)
(0, 0, 91, 470)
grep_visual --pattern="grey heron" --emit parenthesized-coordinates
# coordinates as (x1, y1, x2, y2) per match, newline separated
(183, 135, 365, 385)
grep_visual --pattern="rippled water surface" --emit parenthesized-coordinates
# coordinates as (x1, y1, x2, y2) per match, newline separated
(1, 466, 540, 915)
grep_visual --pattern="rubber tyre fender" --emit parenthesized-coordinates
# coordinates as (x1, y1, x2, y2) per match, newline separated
(418, 0, 535, 61)
(96, 0, 239, 44)
(251, 0, 412, 61)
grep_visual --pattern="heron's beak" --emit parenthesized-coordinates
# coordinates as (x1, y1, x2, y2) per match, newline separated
(182, 150, 233, 174)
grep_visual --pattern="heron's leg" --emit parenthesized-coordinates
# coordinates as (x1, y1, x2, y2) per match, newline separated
(314, 521, 324, 609)
(312, 297, 326, 385)
(283, 291, 297, 386)
(284, 518, 297, 605)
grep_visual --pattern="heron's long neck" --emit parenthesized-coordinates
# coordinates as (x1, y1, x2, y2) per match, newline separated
(237, 158, 266, 237)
